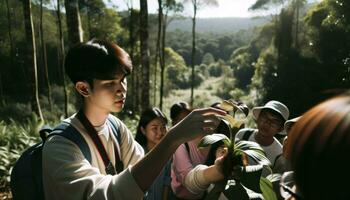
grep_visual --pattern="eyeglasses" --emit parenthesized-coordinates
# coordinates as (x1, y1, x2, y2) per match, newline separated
(279, 171, 302, 200)
(259, 112, 283, 129)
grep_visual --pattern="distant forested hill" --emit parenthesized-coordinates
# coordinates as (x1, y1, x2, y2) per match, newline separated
(167, 17, 270, 33)
(165, 1, 317, 33)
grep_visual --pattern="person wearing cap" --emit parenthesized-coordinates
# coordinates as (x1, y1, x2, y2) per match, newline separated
(170, 101, 210, 199)
(273, 116, 301, 175)
(235, 100, 289, 175)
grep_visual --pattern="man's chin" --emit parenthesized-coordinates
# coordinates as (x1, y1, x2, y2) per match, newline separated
(111, 105, 124, 113)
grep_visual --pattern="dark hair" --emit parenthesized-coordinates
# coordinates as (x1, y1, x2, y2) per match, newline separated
(135, 107, 168, 146)
(170, 101, 191, 122)
(65, 39, 132, 87)
(205, 141, 225, 166)
(285, 95, 350, 199)
(261, 108, 285, 124)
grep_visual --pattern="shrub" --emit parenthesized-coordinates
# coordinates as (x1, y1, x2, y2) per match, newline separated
(0, 114, 41, 188)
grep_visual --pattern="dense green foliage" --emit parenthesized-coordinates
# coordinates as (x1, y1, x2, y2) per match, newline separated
(0, 0, 349, 195)
(230, 0, 350, 116)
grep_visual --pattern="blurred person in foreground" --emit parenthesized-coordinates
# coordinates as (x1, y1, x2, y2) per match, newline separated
(284, 94, 350, 200)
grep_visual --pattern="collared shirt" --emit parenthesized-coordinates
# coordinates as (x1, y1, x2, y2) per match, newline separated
(42, 113, 145, 200)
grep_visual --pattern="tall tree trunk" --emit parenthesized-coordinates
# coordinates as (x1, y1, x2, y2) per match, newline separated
(159, 13, 167, 111)
(40, 0, 53, 112)
(5, 0, 14, 72)
(190, 0, 197, 107)
(140, 0, 150, 112)
(22, 0, 44, 122)
(64, 0, 83, 47)
(87, 8, 92, 39)
(0, 73, 3, 101)
(128, 8, 138, 113)
(294, 0, 300, 49)
(56, 0, 69, 117)
(154, 0, 163, 106)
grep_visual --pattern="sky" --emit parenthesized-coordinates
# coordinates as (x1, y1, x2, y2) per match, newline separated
(110, 0, 321, 18)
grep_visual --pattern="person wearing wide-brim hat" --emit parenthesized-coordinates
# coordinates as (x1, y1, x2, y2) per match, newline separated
(284, 116, 301, 134)
(274, 116, 301, 176)
(235, 100, 290, 176)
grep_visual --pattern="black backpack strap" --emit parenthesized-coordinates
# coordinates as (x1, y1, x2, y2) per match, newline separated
(106, 115, 124, 173)
(49, 123, 92, 163)
(184, 142, 192, 165)
(242, 129, 254, 141)
(107, 115, 121, 144)
(273, 153, 283, 168)
(184, 142, 190, 155)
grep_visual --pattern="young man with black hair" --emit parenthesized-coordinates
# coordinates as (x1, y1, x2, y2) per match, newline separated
(42, 40, 225, 199)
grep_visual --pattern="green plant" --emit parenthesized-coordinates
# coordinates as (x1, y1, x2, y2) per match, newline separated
(198, 99, 277, 200)
(0, 114, 41, 188)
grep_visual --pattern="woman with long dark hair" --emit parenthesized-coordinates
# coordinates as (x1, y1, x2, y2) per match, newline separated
(135, 107, 171, 200)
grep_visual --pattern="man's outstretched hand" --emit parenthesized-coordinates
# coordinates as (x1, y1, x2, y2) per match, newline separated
(170, 107, 227, 144)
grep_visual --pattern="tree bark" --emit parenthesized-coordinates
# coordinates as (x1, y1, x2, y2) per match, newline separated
(159, 13, 167, 111)
(64, 0, 83, 47)
(190, 0, 197, 107)
(40, 0, 53, 112)
(140, 0, 150, 112)
(22, 0, 44, 122)
(56, 0, 69, 117)
(0, 73, 3, 101)
(154, 0, 163, 106)
(5, 0, 14, 73)
(128, 8, 137, 113)
(294, 0, 300, 49)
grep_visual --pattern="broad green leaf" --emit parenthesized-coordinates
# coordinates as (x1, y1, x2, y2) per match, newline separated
(218, 115, 244, 129)
(219, 99, 250, 117)
(260, 177, 278, 200)
(198, 134, 231, 148)
(239, 165, 264, 193)
(246, 190, 264, 200)
(222, 181, 250, 200)
(235, 141, 271, 166)
(219, 100, 235, 112)
(266, 173, 282, 183)
(204, 179, 228, 200)
(235, 149, 271, 167)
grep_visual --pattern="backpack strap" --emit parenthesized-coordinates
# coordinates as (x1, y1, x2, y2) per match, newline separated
(184, 142, 192, 164)
(48, 117, 123, 173)
(107, 115, 121, 145)
(49, 123, 92, 163)
(106, 115, 124, 173)
(272, 153, 283, 169)
(242, 129, 254, 141)
(184, 142, 190, 155)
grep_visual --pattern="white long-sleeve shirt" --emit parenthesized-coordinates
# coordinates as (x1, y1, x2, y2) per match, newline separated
(185, 165, 228, 200)
(42, 113, 145, 200)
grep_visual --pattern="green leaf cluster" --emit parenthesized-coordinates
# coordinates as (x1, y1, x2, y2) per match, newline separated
(198, 99, 277, 200)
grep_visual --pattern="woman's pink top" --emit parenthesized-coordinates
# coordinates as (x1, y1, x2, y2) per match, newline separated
(171, 139, 208, 199)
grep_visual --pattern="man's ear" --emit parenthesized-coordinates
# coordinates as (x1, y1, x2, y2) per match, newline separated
(75, 81, 91, 97)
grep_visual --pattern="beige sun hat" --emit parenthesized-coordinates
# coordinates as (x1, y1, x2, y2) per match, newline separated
(252, 100, 290, 121)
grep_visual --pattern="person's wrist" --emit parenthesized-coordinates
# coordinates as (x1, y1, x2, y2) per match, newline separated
(205, 165, 224, 182)
(163, 128, 183, 150)
(213, 165, 224, 180)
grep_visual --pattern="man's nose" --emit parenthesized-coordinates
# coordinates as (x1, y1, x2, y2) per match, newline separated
(117, 83, 126, 94)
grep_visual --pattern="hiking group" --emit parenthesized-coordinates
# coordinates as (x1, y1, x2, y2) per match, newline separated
(11, 39, 350, 200)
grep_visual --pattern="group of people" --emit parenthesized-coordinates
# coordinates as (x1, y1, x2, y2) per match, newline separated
(40, 39, 350, 200)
